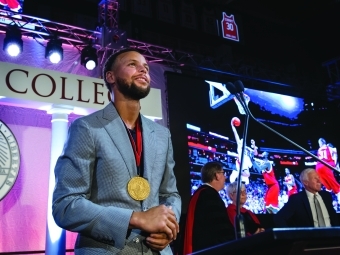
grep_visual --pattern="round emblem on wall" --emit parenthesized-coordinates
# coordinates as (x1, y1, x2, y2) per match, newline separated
(0, 120, 20, 201)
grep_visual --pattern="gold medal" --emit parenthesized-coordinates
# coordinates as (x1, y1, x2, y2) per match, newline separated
(127, 176, 150, 201)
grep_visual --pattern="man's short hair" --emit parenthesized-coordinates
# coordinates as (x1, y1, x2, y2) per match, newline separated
(102, 48, 141, 92)
(201, 161, 223, 183)
(299, 168, 315, 185)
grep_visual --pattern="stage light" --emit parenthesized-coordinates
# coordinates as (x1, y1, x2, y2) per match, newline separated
(81, 45, 98, 70)
(45, 38, 63, 64)
(3, 25, 23, 57)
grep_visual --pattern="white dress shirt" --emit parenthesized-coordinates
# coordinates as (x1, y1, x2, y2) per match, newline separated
(305, 190, 331, 227)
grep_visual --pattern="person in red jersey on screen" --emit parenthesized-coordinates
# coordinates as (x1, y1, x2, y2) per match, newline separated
(327, 143, 339, 170)
(283, 168, 298, 197)
(316, 138, 340, 203)
(0, 0, 22, 12)
(253, 152, 280, 214)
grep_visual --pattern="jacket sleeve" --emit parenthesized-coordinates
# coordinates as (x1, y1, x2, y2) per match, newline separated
(158, 128, 181, 221)
(52, 118, 133, 249)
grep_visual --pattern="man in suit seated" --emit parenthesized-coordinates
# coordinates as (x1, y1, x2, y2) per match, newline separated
(274, 168, 339, 227)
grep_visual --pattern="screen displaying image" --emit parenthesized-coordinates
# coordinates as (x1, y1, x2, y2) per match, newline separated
(166, 72, 340, 214)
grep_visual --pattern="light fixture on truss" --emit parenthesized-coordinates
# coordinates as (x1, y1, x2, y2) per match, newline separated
(81, 45, 98, 70)
(45, 37, 63, 64)
(3, 24, 23, 57)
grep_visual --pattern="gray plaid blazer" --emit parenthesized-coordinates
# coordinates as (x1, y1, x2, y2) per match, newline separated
(52, 103, 181, 254)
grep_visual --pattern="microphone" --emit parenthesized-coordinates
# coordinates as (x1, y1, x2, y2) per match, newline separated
(234, 81, 338, 172)
(234, 80, 249, 112)
(234, 80, 245, 93)
(232, 80, 251, 116)
(225, 82, 238, 95)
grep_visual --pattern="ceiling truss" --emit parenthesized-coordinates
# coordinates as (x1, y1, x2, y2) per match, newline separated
(0, 6, 332, 96)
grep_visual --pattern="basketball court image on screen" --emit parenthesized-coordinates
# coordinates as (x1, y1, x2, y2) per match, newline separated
(166, 72, 340, 214)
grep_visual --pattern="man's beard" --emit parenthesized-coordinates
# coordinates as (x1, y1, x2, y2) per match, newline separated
(115, 77, 150, 100)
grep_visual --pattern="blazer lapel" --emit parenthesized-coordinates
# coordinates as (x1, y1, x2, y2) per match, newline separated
(141, 116, 156, 183)
(98, 103, 137, 178)
(302, 191, 314, 225)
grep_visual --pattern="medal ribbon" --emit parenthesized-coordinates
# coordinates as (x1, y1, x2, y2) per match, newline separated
(126, 118, 142, 171)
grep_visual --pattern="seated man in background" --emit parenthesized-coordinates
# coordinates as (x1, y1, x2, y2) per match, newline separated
(274, 168, 339, 228)
(226, 181, 265, 236)
(183, 162, 234, 254)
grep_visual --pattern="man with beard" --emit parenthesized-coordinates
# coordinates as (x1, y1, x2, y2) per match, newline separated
(52, 49, 181, 254)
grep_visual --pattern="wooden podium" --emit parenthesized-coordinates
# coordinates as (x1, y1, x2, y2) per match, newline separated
(191, 227, 340, 255)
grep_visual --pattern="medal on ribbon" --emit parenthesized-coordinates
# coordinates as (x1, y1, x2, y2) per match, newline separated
(127, 176, 150, 201)
(124, 117, 150, 201)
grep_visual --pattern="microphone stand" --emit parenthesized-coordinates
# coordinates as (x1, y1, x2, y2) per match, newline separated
(227, 79, 338, 243)
(233, 92, 249, 239)
(240, 99, 339, 172)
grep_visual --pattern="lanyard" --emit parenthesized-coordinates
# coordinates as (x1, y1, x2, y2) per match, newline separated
(126, 118, 143, 170)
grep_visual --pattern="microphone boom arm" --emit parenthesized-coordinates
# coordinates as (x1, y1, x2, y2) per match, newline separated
(243, 101, 339, 173)
(233, 93, 249, 239)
